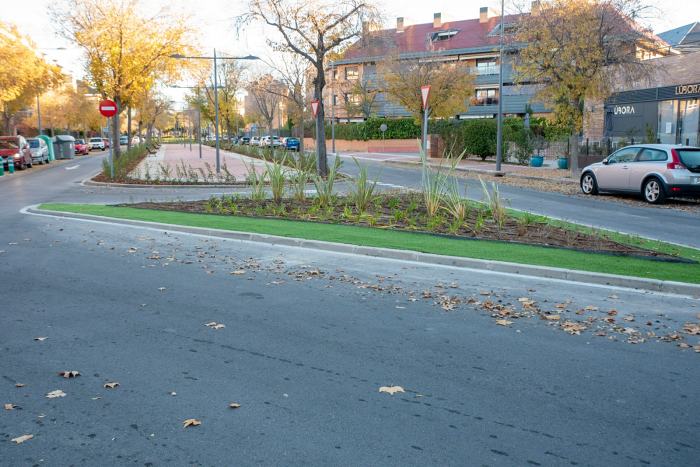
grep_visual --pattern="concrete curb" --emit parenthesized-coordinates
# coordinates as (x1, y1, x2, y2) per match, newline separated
(384, 159, 578, 185)
(25, 206, 700, 298)
(82, 177, 249, 189)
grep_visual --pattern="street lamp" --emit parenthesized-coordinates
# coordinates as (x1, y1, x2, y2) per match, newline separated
(170, 51, 259, 173)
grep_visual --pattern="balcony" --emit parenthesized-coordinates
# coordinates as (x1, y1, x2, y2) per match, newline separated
(469, 64, 499, 76)
(470, 97, 499, 106)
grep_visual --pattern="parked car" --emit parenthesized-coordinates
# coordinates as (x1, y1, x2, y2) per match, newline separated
(0, 135, 33, 170)
(260, 136, 271, 147)
(285, 137, 300, 152)
(580, 144, 700, 204)
(131, 135, 141, 145)
(102, 138, 110, 149)
(74, 139, 89, 155)
(250, 136, 261, 146)
(119, 135, 128, 145)
(88, 137, 105, 151)
(239, 136, 250, 145)
(27, 137, 50, 163)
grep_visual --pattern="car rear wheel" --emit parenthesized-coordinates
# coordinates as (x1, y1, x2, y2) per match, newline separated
(643, 178, 665, 204)
(580, 173, 598, 195)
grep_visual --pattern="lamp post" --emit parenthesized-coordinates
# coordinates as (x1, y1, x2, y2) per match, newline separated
(170, 51, 259, 173)
(495, 0, 505, 174)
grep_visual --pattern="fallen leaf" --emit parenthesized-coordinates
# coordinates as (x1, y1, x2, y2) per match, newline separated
(554, 303, 566, 309)
(495, 319, 513, 326)
(4, 403, 18, 410)
(170, 391, 177, 396)
(379, 385, 405, 395)
(622, 314, 635, 322)
(11, 434, 33, 444)
(678, 342, 690, 349)
(230, 270, 246, 275)
(608, 294, 619, 299)
(158, 287, 167, 292)
(183, 418, 201, 428)
(58, 370, 80, 378)
(204, 322, 225, 330)
(584, 305, 599, 311)
(607, 309, 618, 316)
(15, 383, 25, 388)
(46, 390, 66, 399)
(33, 337, 48, 341)
(543, 314, 561, 321)
(229, 402, 241, 409)
(682, 323, 700, 335)
(561, 321, 587, 335)
(103, 382, 119, 389)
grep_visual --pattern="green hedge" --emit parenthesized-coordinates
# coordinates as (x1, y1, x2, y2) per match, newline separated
(324, 118, 421, 140)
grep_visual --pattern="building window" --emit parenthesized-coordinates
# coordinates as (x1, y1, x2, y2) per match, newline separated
(344, 93, 361, 105)
(431, 30, 458, 42)
(332, 94, 338, 106)
(475, 58, 498, 75)
(472, 89, 498, 106)
(345, 66, 359, 80)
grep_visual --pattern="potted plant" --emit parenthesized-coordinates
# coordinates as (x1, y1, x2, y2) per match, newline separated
(530, 154, 544, 167)
(557, 155, 569, 169)
(529, 135, 546, 167)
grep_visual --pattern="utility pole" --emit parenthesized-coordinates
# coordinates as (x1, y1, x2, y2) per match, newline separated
(213, 48, 222, 172)
(495, 0, 505, 173)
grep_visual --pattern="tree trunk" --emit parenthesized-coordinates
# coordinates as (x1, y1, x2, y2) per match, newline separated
(127, 106, 132, 151)
(112, 96, 121, 158)
(299, 107, 305, 155)
(314, 63, 328, 176)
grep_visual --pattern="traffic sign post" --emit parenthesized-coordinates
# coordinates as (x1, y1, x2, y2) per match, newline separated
(420, 85, 431, 158)
(99, 99, 118, 179)
(311, 99, 320, 173)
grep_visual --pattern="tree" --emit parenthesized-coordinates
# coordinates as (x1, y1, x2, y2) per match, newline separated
(343, 73, 379, 119)
(0, 21, 63, 134)
(514, 0, 656, 145)
(245, 0, 381, 175)
(380, 56, 474, 123)
(247, 74, 282, 134)
(55, 0, 194, 156)
(134, 89, 171, 143)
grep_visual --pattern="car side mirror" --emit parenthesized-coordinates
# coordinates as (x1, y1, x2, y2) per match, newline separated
(602, 158, 609, 165)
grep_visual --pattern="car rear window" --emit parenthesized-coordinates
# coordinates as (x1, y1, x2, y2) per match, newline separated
(677, 149, 700, 169)
(29, 140, 40, 148)
(76, 139, 85, 144)
(90, 138, 102, 142)
(0, 139, 19, 149)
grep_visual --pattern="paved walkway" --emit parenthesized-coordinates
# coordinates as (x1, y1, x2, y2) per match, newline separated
(131, 144, 271, 183)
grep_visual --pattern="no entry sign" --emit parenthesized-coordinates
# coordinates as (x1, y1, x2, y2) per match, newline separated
(311, 99, 320, 118)
(99, 99, 118, 118)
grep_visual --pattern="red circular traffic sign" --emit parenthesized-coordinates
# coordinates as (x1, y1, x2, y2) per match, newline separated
(99, 99, 118, 118)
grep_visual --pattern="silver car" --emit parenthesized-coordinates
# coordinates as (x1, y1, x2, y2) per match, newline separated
(27, 138, 50, 164)
(580, 144, 700, 204)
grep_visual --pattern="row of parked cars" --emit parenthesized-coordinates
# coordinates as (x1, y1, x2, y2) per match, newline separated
(234, 135, 301, 151)
(0, 135, 52, 170)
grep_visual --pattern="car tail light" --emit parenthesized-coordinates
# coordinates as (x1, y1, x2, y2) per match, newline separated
(668, 149, 687, 170)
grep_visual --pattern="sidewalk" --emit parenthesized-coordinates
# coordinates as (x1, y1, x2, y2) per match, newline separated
(131, 144, 271, 182)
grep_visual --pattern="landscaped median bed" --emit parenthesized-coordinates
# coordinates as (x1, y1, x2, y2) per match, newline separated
(39, 191, 700, 284)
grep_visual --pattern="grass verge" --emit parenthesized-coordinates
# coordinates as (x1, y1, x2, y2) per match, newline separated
(39, 203, 700, 284)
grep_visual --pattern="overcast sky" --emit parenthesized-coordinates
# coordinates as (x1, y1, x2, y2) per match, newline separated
(5, 0, 698, 107)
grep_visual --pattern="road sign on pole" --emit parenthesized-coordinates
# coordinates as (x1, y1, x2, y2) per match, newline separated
(311, 99, 320, 118)
(99, 99, 118, 118)
(420, 85, 431, 110)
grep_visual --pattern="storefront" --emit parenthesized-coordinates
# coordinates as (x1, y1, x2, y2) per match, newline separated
(605, 82, 700, 146)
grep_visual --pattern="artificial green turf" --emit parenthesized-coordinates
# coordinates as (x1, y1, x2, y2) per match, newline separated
(39, 203, 700, 284)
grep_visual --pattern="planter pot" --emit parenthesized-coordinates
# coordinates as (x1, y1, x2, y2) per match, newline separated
(557, 157, 569, 170)
(530, 155, 544, 167)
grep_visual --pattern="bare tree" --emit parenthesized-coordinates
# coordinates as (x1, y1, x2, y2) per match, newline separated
(244, 0, 381, 175)
(248, 74, 282, 134)
(263, 52, 308, 152)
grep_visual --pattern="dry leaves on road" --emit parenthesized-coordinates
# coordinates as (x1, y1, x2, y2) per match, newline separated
(4, 403, 18, 410)
(46, 390, 66, 398)
(543, 314, 561, 321)
(496, 319, 513, 326)
(183, 418, 201, 428)
(379, 385, 405, 395)
(15, 383, 25, 388)
(204, 322, 225, 330)
(58, 370, 80, 378)
(230, 270, 246, 275)
(11, 434, 33, 444)
(683, 323, 700, 335)
(103, 382, 119, 389)
(229, 402, 241, 409)
(561, 321, 587, 335)
(33, 337, 48, 341)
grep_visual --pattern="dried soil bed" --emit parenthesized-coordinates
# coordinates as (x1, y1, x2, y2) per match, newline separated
(125, 193, 685, 262)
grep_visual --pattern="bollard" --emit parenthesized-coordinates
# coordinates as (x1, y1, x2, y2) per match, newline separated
(8, 158, 14, 174)
(0, 160, 4, 176)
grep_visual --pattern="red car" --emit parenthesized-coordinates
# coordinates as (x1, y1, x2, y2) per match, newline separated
(0, 135, 33, 170)
(102, 138, 110, 149)
(74, 139, 89, 155)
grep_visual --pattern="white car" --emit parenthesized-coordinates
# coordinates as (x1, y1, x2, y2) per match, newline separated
(250, 136, 261, 146)
(88, 137, 105, 151)
(27, 138, 50, 164)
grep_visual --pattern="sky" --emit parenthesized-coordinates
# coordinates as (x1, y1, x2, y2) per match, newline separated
(4, 0, 699, 107)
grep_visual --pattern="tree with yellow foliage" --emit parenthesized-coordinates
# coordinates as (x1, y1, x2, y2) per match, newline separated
(54, 0, 195, 156)
(0, 21, 63, 134)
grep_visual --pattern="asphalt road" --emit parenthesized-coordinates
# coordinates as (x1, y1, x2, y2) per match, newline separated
(334, 155, 700, 248)
(1, 152, 699, 466)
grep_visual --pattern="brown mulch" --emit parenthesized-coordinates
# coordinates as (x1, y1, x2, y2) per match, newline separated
(124, 192, 686, 262)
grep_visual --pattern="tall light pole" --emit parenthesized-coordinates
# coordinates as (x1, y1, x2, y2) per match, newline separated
(170, 51, 259, 173)
(495, 0, 505, 173)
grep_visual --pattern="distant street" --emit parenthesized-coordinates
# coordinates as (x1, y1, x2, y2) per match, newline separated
(1, 152, 699, 466)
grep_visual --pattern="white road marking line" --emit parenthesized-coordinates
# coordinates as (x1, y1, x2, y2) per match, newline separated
(65, 165, 80, 170)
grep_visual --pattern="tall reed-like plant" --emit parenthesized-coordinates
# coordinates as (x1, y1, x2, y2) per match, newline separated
(243, 159, 267, 201)
(290, 158, 310, 202)
(444, 177, 469, 226)
(312, 157, 341, 207)
(265, 156, 287, 203)
(349, 158, 379, 213)
(479, 177, 507, 229)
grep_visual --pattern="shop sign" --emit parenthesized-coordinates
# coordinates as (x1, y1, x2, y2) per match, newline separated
(613, 105, 636, 115)
(675, 83, 700, 96)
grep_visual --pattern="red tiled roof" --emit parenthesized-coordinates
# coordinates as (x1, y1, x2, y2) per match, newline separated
(342, 14, 524, 61)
